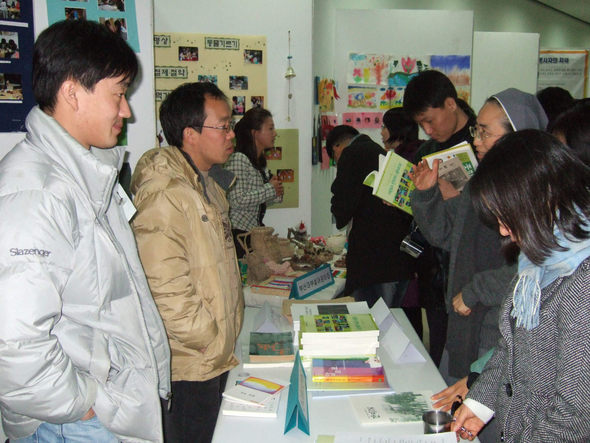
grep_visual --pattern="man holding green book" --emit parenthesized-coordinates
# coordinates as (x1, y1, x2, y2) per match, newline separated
(327, 125, 413, 308)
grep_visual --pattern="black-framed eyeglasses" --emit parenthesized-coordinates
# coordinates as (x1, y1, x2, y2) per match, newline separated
(192, 120, 235, 134)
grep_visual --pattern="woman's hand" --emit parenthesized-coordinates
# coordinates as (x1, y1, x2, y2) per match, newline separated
(409, 159, 440, 191)
(452, 404, 485, 441)
(431, 377, 469, 412)
(270, 175, 284, 197)
(453, 292, 472, 316)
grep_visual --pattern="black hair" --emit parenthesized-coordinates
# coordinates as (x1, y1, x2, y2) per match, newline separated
(550, 98, 590, 166)
(325, 125, 359, 159)
(234, 107, 273, 170)
(33, 19, 138, 113)
(403, 70, 457, 118)
(471, 129, 590, 265)
(536, 86, 575, 126)
(483, 97, 514, 133)
(159, 82, 228, 148)
(382, 108, 418, 144)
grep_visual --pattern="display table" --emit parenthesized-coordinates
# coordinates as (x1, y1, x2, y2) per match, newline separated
(213, 306, 478, 442)
(243, 269, 346, 309)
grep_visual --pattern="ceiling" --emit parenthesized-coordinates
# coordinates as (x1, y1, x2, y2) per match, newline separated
(534, 0, 590, 25)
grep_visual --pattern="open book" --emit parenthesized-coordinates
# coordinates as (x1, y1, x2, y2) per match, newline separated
(363, 151, 414, 215)
(422, 141, 478, 191)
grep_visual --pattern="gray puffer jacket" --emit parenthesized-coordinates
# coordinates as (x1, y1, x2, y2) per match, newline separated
(0, 107, 171, 442)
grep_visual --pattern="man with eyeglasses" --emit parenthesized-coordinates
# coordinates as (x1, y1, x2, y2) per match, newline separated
(409, 88, 547, 442)
(130, 82, 244, 443)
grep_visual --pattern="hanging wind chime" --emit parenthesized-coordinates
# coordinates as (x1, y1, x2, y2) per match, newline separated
(285, 30, 296, 121)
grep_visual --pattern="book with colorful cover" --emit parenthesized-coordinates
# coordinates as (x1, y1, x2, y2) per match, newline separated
(307, 378, 391, 392)
(312, 357, 384, 378)
(248, 331, 294, 363)
(363, 150, 414, 215)
(299, 314, 379, 339)
(250, 276, 295, 297)
(222, 376, 287, 406)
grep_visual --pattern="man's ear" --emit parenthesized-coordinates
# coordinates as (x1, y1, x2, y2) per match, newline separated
(182, 126, 198, 147)
(444, 96, 457, 112)
(58, 80, 80, 112)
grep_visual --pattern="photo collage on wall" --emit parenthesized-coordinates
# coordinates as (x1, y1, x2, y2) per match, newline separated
(154, 32, 267, 131)
(45, 0, 140, 52)
(153, 33, 300, 209)
(0, 0, 34, 132)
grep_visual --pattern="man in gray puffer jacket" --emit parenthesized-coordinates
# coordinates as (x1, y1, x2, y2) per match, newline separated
(0, 20, 171, 442)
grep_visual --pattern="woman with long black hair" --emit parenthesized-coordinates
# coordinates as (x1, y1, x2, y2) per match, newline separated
(453, 129, 590, 442)
(224, 107, 283, 257)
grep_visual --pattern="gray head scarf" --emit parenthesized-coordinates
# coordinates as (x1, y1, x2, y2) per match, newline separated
(492, 88, 549, 131)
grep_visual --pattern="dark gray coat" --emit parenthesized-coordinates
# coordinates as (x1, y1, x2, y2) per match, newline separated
(411, 182, 515, 376)
(468, 258, 590, 442)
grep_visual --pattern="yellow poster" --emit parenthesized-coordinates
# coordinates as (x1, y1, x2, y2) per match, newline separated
(153, 33, 267, 131)
(265, 129, 299, 209)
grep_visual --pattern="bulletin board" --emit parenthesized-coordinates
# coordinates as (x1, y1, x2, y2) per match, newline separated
(46, 0, 140, 52)
(153, 32, 267, 133)
(333, 9, 473, 140)
(538, 49, 588, 99)
(0, 0, 34, 132)
(265, 129, 298, 209)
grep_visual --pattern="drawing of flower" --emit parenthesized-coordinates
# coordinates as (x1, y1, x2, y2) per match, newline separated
(401, 57, 416, 74)
(353, 68, 362, 81)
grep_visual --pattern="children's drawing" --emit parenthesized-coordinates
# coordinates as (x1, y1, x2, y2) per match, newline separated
(348, 86, 377, 108)
(318, 78, 337, 112)
(430, 55, 471, 103)
(348, 53, 392, 86)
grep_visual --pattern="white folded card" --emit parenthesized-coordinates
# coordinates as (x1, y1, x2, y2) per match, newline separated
(370, 298, 425, 364)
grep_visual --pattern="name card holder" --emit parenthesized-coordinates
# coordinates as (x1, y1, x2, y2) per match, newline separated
(289, 264, 334, 300)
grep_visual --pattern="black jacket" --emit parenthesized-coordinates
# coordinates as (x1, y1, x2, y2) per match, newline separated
(331, 134, 413, 294)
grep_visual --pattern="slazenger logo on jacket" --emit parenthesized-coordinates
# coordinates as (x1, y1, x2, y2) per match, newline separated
(9, 248, 51, 257)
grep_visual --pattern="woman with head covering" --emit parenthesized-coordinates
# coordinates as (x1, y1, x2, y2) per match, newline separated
(453, 130, 590, 441)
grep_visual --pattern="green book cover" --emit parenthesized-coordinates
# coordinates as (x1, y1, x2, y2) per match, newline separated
(363, 150, 414, 215)
(300, 313, 379, 336)
(249, 331, 294, 357)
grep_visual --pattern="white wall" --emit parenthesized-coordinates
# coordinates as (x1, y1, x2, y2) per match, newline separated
(153, 0, 313, 237)
(471, 32, 540, 113)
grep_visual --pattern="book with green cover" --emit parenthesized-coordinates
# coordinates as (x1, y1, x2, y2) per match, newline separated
(249, 331, 294, 363)
(299, 313, 379, 338)
(363, 150, 414, 215)
(422, 141, 478, 191)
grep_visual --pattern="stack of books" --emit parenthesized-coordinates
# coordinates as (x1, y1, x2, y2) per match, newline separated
(296, 312, 392, 394)
(312, 356, 385, 383)
(289, 300, 370, 342)
(250, 276, 294, 297)
(298, 313, 380, 359)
